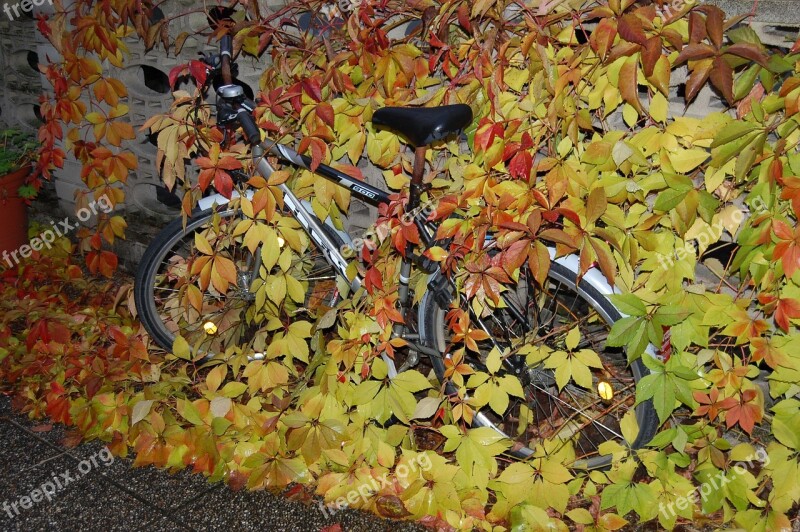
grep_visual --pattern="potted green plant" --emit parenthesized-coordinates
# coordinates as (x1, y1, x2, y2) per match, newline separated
(0, 128, 37, 256)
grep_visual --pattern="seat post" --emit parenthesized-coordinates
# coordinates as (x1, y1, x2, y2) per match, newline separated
(395, 145, 427, 319)
(407, 146, 427, 213)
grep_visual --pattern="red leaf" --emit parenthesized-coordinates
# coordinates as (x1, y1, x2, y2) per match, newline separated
(99, 251, 118, 277)
(509, 151, 532, 180)
(775, 297, 800, 331)
(316, 102, 335, 127)
(188, 60, 209, 87)
(457, 4, 472, 32)
(301, 77, 322, 102)
(168, 64, 188, 89)
(214, 171, 234, 199)
(590, 18, 617, 60)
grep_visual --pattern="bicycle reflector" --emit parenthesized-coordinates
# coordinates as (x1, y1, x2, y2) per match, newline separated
(203, 322, 218, 335)
(597, 380, 614, 401)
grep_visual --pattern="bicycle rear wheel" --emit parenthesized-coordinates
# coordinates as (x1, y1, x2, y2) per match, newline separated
(420, 260, 658, 469)
(134, 207, 343, 357)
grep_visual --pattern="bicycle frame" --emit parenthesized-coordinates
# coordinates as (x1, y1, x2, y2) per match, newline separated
(195, 137, 662, 370)
(196, 141, 433, 295)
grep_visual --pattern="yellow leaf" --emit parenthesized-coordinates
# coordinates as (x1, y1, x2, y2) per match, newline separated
(565, 326, 580, 350)
(194, 232, 214, 255)
(173, 334, 191, 360)
(669, 148, 710, 173)
(206, 365, 226, 393)
(622, 104, 638, 128)
(486, 347, 502, 374)
(649, 92, 668, 123)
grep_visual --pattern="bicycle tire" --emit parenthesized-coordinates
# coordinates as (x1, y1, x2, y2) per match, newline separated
(419, 259, 658, 469)
(134, 207, 344, 357)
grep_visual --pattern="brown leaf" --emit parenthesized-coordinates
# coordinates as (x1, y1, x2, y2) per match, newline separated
(674, 43, 717, 65)
(641, 36, 662, 77)
(685, 58, 713, 103)
(61, 430, 84, 448)
(661, 28, 684, 51)
(586, 187, 607, 224)
(618, 55, 643, 113)
(375, 495, 411, 518)
(606, 42, 641, 63)
(703, 6, 724, 48)
(724, 43, 769, 67)
(617, 14, 647, 45)
(688, 11, 707, 44)
(31, 424, 53, 433)
(710, 56, 734, 104)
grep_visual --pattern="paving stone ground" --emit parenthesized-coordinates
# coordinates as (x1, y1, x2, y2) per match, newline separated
(0, 397, 425, 532)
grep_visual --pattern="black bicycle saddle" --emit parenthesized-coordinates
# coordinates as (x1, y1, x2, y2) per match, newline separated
(372, 104, 473, 147)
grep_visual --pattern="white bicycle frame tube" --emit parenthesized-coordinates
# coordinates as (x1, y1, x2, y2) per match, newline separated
(197, 145, 360, 291)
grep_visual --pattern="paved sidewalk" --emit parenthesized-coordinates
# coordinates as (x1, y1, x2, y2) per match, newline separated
(0, 397, 425, 532)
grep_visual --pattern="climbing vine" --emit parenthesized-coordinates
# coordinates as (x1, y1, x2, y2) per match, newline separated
(7, 0, 800, 529)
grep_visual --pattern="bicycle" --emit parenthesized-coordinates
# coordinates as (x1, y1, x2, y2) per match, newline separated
(134, 28, 658, 469)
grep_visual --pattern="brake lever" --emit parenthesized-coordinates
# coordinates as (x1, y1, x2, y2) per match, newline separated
(199, 51, 222, 69)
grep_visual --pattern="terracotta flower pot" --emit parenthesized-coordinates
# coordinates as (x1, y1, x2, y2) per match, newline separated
(0, 164, 31, 257)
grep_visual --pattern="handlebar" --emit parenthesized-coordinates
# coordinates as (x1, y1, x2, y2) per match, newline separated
(215, 32, 260, 146)
(237, 110, 261, 146)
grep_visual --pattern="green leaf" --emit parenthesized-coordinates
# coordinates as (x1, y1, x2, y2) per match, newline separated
(178, 399, 204, 426)
(711, 120, 758, 149)
(772, 399, 800, 449)
(609, 294, 647, 316)
(654, 188, 689, 212)
(607, 316, 645, 347)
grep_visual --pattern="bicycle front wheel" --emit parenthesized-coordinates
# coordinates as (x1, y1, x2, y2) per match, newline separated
(420, 259, 658, 469)
(134, 207, 344, 357)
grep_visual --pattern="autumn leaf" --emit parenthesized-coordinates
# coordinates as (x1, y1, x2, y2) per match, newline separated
(196, 144, 242, 197)
(773, 221, 800, 278)
(692, 387, 737, 420)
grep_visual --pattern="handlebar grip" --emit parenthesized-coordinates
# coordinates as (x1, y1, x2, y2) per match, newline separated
(237, 109, 261, 146)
